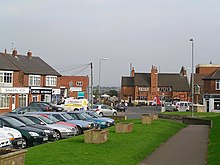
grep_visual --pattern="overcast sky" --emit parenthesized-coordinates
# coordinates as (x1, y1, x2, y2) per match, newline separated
(1, 0, 220, 86)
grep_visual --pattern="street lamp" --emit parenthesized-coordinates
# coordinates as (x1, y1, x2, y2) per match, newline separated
(190, 38, 194, 117)
(98, 58, 108, 102)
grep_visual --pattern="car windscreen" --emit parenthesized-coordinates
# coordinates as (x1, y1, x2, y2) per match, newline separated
(37, 115, 54, 124)
(62, 113, 74, 120)
(4, 117, 26, 127)
(15, 116, 37, 125)
(76, 113, 87, 120)
(92, 105, 98, 109)
(12, 107, 22, 113)
(87, 111, 100, 118)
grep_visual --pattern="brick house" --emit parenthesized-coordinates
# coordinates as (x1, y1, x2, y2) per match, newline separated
(121, 65, 190, 105)
(60, 76, 89, 99)
(0, 49, 61, 113)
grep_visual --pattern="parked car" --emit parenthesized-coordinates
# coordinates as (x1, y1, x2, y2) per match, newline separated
(67, 111, 108, 129)
(26, 112, 95, 135)
(164, 102, 176, 112)
(114, 104, 126, 112)
(0, 116, 49, 148)
(6, 114, 57, 141)
(24, 114, 77, 139)
(30, 102, 64, 112)
(175, 101, 192, 112)
(0, 132, 12, 149)
(92, 104, 117, 116)
(10, 106, 43, 114)
(85, 111, 115, 126)
(0, 120, 23, 149)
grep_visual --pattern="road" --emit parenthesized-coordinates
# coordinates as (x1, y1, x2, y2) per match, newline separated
(118, 106, 162, 119)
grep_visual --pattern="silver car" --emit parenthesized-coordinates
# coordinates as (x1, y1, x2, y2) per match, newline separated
(24, 114, 76, 140)
(92, 104, 117, 116)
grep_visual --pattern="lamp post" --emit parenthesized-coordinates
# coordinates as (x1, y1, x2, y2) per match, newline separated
(190, 38, 194, 117)
(98, 58, 108, 102)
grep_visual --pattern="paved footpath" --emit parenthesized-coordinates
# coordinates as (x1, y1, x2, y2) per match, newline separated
(139, 125, 209, 165)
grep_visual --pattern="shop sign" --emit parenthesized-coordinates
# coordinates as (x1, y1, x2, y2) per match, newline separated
(70, 87, 82, 92)
(0, 87, 29, 94)
(52, 89, 61, 95)
(31, 88, 52, 94)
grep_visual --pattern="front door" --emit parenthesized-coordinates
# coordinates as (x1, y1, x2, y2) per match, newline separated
(12, 95, 15, 110)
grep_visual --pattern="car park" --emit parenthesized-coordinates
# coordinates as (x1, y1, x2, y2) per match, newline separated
(67, 111, 108, 129)
(24, 114, 77, 139)
(92, 104, 117, 116)
(0, 116, 49, 148)
(85, 111, 115, 126)
(10, 106, 43, 114)
(26, 112, 95, 135)
(0, 120, 23, 149)
(6, 114, 57, 141)
(30, 102, 64, 112)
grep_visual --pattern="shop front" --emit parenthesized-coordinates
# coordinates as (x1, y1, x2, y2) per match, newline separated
(0, 87, 29, 113)
(29, 87, 52, 103)
(203, 94, 220, 112)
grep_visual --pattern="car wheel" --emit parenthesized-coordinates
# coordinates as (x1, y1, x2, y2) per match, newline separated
(55, 130, 62, 140)
(22, 137, 27, 149)
(99, 112, 104, 117)
(77, 126, 83, 135)
(113, 112, 117, 116)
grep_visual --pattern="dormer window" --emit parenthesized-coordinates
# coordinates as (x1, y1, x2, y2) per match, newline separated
(29, 75, 41, 86)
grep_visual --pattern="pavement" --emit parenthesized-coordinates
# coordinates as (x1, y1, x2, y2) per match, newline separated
(138, 125, 209, 165)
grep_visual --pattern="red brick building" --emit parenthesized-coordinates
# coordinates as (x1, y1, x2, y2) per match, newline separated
(60, 76, 89, 99)
(194, 64, 220, 112)
(121, 65, 190, 105)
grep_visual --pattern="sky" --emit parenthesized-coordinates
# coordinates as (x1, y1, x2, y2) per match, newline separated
(1, 0, 220, 87)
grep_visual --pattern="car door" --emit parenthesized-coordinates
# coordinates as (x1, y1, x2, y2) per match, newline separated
(105, 105, 113, 116)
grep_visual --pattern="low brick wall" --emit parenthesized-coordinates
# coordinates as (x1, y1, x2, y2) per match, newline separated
(182, 117, 212, 128)
(158, 114, 188, 120)
(108, 115, 127, 121)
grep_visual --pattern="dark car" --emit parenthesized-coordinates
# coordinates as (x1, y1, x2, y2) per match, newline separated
(6, 114, 57, 141)
(29, 102, 64, 112)
(0, 116, 49, 148)
(114, 104, 126, 112)
(10, 106, 43, 114)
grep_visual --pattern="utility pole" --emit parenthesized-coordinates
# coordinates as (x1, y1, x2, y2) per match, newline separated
(90, 62, 93, 109)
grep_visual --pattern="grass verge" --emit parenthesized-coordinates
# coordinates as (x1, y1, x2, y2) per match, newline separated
(25, 119, 185, 165)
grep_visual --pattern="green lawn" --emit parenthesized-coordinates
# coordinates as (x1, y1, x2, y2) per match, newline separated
(25, 119, 185, 165)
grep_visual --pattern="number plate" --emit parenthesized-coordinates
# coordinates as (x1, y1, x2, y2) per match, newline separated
(17, 141, 22, 145)
(43, 137, 48, 141)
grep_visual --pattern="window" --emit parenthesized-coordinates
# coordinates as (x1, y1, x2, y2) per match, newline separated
(216, 80, 220, 90)
(29, 75, 41, 86)
(0, 94, 9, 109)
(76, 81, 83, 86)
(19, 94, 27, 107)
(46, 76, 57, 86)
(0, 71, 13, 86)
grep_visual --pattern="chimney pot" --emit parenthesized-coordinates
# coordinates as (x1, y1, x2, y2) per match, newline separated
(27, 50, 32, 58)
(12, 49, 17, 57)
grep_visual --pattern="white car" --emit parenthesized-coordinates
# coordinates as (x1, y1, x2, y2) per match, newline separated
(0, 132, 12, 149)
(0, 125, 23, 149)
(175, 101, 192, 112)
(92, 104, 117, 116)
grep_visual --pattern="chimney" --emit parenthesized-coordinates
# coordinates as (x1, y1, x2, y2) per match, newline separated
(131, 67, 135, 77)
(150, 65, 158, 94)
(12, 49, 18, 57)
(4, 49, 7, 54)
(27, 50, 32, 58)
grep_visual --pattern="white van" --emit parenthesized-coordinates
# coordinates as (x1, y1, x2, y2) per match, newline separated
(57, 98, 88, 111)
(175, 101, 191, 112)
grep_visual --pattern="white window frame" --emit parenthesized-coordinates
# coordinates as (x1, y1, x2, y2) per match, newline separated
(29, 75, 41, 86)
(216, 80, 220, 90)
(46, 76, 57, 87)
(0, 71, 13, 86)
(76, 81, 83, 86)
(0, 94, 10, 109)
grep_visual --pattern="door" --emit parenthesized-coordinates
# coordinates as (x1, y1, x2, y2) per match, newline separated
(12, 95, 16, 110)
